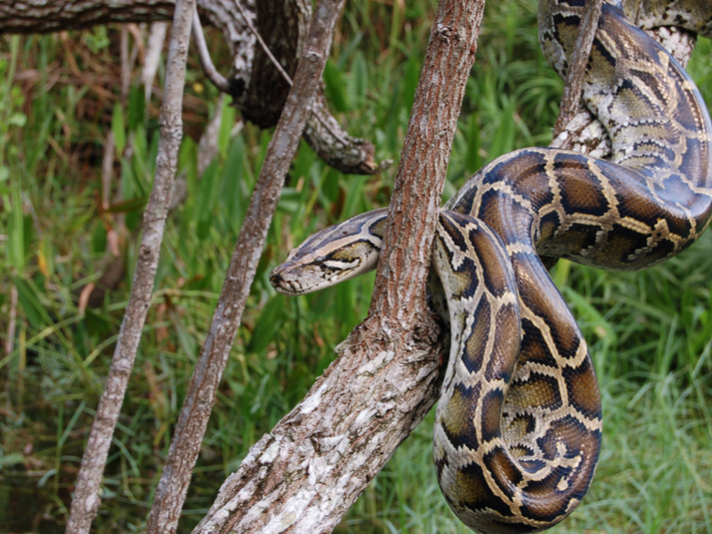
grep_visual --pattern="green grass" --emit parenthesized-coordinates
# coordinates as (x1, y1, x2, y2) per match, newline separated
(1, 0, 712, 532)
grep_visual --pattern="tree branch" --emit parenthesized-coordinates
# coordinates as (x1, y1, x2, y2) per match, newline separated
(552, 0, 602, 144)
(144, 0, 347, 532)
(64, 0, 196, 532)
(1, 0, 379, 176)
(192, 8, 229, 92)
(193, 1, 487, 532)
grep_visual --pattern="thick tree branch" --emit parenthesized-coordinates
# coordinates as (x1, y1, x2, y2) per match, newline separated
(65, 0, 195, 532)
(193, 1, 487, 532)
(144, 1, 347, 532)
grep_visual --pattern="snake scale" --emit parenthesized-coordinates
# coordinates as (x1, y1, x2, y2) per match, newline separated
(270, 0, 712, 531)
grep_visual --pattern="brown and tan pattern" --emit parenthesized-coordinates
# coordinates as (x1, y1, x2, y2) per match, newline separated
(270, 1, 712, 532)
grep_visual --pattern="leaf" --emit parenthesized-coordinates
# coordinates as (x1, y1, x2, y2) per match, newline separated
(196, 161, 221, 221)
(0, 453, 25, 470)
(127, 85, 145, 131)
(466, 114, 482, 175)
(402, 55, 421, 114)
(487, 97, 516, 162)
(112, 103, 126, 155)
(218, 96, 237, 159)
(13, 276, 51, 329)
(219, 135, 245, 230)
(170, 312, 197, 362)
(7, 180, 24, 271)
(105, 196, 147, 214)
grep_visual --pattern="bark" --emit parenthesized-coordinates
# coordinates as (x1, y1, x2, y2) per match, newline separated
(145, 0, 346, 532)
(64, 0, 195, 532)
(552, 0, 603, 143)
(0, 0, 378, 175)
(193, 1, 487, 532)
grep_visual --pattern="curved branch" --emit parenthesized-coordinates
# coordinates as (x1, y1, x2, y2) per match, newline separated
(192, 8, 230, 92)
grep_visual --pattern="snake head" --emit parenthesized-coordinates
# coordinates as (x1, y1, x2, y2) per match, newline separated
(270, 208, 388, 295)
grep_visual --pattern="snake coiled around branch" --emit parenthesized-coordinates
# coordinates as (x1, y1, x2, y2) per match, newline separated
(270, 0, 712, 531)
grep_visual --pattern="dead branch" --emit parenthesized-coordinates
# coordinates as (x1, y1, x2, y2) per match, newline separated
(144, 0, 348, 532)
(64, 0, 196, 532)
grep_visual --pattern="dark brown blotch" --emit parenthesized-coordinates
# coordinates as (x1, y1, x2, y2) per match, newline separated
(440, 382, 481, 450)
(563, 357, 602, 420)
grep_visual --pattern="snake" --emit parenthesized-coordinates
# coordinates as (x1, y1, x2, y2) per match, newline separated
(269, 0, 712, 532)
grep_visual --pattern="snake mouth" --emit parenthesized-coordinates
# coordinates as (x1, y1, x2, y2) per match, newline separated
(269, 269, 301, 295)
(269, 264, 325, 295)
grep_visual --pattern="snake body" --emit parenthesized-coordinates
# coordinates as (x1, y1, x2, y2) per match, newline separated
(270, 1, 712, 532)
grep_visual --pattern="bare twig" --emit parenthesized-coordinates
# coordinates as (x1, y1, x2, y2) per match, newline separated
(194, 1, 487, 532)
(142, 21, 168, 102)
(552, 0, 603, 142)
(64, 0, 196, 532)
(145, 0, 345, 532)
(192, 8, 230, 92)
(234, 0, 293, 86)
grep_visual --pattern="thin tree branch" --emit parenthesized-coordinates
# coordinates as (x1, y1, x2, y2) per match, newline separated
(552, 0, 603, 144)
(144, 0, 345, 532)
(192, 8, 230, 92)
(193, 1, 487, 532)
(64, 0, 195, 532)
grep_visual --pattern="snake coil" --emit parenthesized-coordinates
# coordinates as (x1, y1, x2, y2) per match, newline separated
(270, 1, 712, 531)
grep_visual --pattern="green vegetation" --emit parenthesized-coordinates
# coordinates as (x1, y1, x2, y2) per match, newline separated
(1, 0, 711, 532)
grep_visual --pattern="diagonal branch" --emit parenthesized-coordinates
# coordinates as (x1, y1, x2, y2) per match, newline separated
(144, 0, 347, 532)
(65, 0, 196, 532)
(552, 0, 603, 143)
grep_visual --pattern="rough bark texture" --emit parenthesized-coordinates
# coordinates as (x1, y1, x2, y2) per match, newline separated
(552, 0, 603, 143)
(144, 1, 346, 532)
(64, 1, 195, 533)
(237, 0, 310, 127)
(193, 1, 487, 532)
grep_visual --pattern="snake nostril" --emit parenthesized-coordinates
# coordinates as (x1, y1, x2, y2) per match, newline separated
(270, 271, 283, 287)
